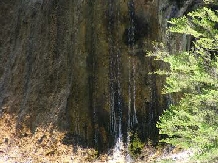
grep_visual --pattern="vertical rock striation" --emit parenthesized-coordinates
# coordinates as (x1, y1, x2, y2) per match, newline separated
(0, 0, 199, 152)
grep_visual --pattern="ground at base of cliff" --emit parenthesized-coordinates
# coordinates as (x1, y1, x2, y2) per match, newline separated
(0, 113, 194, 163)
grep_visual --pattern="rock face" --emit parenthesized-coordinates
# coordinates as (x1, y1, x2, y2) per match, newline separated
(0, 0, 197, 152)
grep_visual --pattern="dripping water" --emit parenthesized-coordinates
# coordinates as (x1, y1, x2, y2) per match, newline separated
(126, 0, 139, 161)
(108, 0, 126, 162)
(108, 0, 116, 136)
(127, 0, 138, 129)
(107, 0, 141, 162)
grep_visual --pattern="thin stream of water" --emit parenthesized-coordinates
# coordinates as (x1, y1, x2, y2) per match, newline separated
(108, 0, 138, 162)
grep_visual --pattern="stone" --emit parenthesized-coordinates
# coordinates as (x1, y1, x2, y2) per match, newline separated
(0, 0, 196, 153)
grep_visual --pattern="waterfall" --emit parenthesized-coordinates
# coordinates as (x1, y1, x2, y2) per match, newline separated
(108, 0, 138, 162)
(0, 0, 175, 161)
(108, 0, 126, 162)
(127, 0, 138, 129)
(126, 0, 138, 161)
(108, 0, 115, 136)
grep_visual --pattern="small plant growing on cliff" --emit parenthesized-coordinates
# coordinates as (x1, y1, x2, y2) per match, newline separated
(151, 6, 218, 162)
(128, 132, 144, 158)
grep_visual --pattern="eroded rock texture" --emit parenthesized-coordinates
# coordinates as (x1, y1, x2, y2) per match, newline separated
(0, 0, 199, 152)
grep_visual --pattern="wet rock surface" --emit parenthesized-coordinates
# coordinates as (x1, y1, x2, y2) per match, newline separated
(0, 0, 198, 153)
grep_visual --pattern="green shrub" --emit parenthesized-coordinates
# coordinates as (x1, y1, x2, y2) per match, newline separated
(128, 132, 145, 158)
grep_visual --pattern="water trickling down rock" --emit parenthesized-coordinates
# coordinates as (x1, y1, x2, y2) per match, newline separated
(0, 0, 197, 155)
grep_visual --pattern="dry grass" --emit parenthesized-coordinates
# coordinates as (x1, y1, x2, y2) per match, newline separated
(0, 113, 97, 163)
(0, 114, 188, 163)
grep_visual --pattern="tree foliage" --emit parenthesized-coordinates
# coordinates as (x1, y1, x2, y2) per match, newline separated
(152, 6, 218, 161)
